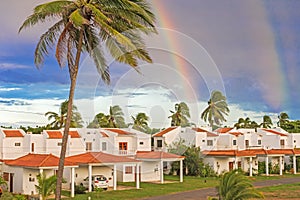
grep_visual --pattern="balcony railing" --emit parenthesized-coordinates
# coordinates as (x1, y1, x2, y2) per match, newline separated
(115, 149, 136, 155)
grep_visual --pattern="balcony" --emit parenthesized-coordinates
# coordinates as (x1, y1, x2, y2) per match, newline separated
(115, 149, 136, 156)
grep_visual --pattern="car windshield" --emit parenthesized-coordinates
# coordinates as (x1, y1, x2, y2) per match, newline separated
(96, 176, 107, 181)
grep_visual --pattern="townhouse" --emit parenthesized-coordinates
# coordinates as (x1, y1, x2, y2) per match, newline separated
(0, 127, 184, 197)
(152, 126, 300, 176)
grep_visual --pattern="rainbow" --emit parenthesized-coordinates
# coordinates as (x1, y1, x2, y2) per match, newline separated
(151, 0, 289, 112)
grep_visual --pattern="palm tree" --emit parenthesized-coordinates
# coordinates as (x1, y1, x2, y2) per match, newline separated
(168, 102, 190, 127)
(277, 112, 289, 127)
(260, 115, 273, 128)
(19, 1, 156, 198)
(217, 170, 264, 200)
(87, 112, 107, 128)
(107, 105, 127, 128)
(234, 117, 258, 129)
(88, 105, 126, 128)
(131, 112, 150, 132)
(201, 90, 229, 128)
(45, 100, 83, 129)
(35, 173, 57, 200)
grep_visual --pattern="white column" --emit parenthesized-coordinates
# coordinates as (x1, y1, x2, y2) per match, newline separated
(88, 165, 92, 192)
(234, 158, 238, 170)
(160, 160, 164, 184)
(71, 167, 75, 198)
(179, 160, 183, 182)
(249, 157, 253, 177)
(265, 156, 269, 176)
(39, 169, 43, 200)
(279, 156, 283, 176)
(136, 163, 140, 189)
(293, 155, 297, 174)
(113, 164, 117, 190)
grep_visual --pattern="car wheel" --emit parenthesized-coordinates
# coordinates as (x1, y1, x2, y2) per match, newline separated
(103, 188, 108, 191)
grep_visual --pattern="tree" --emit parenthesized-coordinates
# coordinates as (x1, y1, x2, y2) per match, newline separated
(107, 105, 127, 128)
(168, 102, 190, 127)
(131, 112, 150, 132)
(201, 90, 229, 129)
(234, 117, 259, 129)
(19, 1, 156, 199)
(45, 100, 83, 129)
(217, 170, 264, 200)
(87, 112, 107, 128)
(88, 105, 127, 128)
(35, 173, 57, 200)
(277, 112, 289, 127)
(260, 115, 273, 128)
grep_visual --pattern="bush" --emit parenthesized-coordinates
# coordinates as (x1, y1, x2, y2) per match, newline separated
(75, 184, 86, 194)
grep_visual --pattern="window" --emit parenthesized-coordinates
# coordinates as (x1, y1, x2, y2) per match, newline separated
(245, 140, 249, 148)
(119, 142, 128, 150)
(14, 142, 21, 146)
(258, 140, 261, 145)
(157, 140, 163, 148)
(102, 142, 107, 151)
(202, 140, 205, 143)
(31, 143, 35, 152)
(86, 142, 92, 151)
(233, 140, 237, 146)
(280, 139, 285, 147)
(207, 140, 213, 146)
(57, 142, 62, 146)
(139, 141, 144, 145)
(125, 166, 133, 174)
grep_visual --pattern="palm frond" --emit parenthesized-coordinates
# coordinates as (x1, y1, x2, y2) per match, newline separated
(19, 1, 73, 32)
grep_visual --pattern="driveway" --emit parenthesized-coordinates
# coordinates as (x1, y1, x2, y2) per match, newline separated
(142, 177, 300, 200)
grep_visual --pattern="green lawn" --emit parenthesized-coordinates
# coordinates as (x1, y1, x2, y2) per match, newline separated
(62, 176, 219, 200)
(59, 174, 300, 200)
(257, 183, 300, 199)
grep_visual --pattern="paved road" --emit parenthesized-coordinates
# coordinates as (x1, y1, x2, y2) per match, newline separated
(142, 177, 300, 200)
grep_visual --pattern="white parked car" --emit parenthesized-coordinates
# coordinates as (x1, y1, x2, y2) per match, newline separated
(80, 175, 109, 191)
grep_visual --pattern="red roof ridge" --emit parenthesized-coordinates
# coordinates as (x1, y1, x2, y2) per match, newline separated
(104, 128, 132, 135)
(153, 127, 178, 137)
(262, 128, 287, 136)
(2, 129, 24, 137)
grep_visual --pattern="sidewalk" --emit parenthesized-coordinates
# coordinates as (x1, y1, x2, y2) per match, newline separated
(142, 177, 300, 200)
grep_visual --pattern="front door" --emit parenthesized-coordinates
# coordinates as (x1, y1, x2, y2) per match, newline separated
(9, 173, 14, 193)
(229, 162, 234, 171)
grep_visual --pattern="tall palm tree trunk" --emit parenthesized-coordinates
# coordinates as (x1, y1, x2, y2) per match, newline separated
(55, 30, 83, 200)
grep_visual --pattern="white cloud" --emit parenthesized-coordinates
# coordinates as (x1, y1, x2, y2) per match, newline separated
(0, 63, 31, 70)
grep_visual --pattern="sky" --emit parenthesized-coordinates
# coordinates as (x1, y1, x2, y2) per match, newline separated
(0, 0, 300, 128)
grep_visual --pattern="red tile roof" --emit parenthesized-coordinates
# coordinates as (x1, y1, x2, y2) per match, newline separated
(69, 130, 81, 138)
(104, 128, 132, 135)
(229, 132, 243, 137)
(46, 130, 63, 139)
(192, 127, 208, 132)
(153, 127, 177, 137)
(66, 152, 139, 164)
(136, 151, 185, 160)
(262, 129, 287, 137)
(215, 127, 233, 133)
(5, 154, 77, 168)
(2, 130, 24, 137)
(206, 132, 218, 137)
(46, 130, 81, 139)
(100, 131, 109, 137)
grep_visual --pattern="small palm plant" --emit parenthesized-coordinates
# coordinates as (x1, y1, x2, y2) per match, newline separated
(217, 170, 264, 200)
(35, 173, 57, 200)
